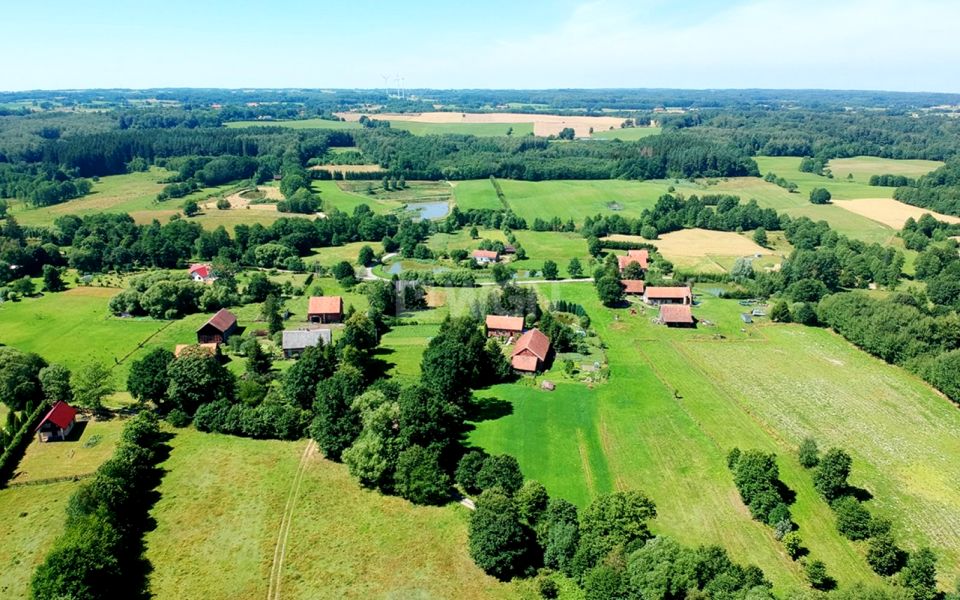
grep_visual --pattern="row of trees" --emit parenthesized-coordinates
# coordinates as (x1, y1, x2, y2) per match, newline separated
(31, 413, 166, 599)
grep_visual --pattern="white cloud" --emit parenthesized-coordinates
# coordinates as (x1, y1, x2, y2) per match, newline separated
(406, 0, 960, 91)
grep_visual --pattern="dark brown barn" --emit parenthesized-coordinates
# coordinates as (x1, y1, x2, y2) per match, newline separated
(197, 309, 238, 344)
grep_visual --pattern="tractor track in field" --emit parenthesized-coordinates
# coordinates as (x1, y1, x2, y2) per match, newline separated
(266, 439, 315, 600)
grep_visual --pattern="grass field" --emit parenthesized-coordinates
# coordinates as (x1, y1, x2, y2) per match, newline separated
(0, 481, 78, 598)
(826, 156, 943, 181)
(9, 168, 238, 228)
(12, 418, 124, 484)
(225, 119, 362, 130)
(145, 429, 521, 599)
(590, 126, 662, 140)
(497, 179, 668, 223)
(226, 117, 534, 137)
(452, 179, 505, 210)
(312, 180, 403, 214)
(467, 282, 960, 591)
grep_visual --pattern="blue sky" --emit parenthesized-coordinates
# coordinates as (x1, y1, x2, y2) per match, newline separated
(2, 0, 958, 92)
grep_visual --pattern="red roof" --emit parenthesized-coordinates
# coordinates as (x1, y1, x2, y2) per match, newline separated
(511, 354, 540, 373)
(308, 296, 343, 316)
(35, 401, 77, 432)
(511, 328, 551, 361)
(472, 250, 499, 260)
(189, 264, 211, 279)
(660, 304, 694, 324)
(644, 286, 692, 301)
(617, 250, 649, 271)
(486, 315, 524, 332)
(199, 308, 237, 333)
(622, 279, 646, 294)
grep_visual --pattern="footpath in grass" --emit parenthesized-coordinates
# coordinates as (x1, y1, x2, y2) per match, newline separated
(145, 429, 520, 600)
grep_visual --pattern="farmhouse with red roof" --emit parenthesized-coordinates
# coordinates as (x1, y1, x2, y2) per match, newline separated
(510, 328, 551, 373)
(35, 401, 77, 442)
(307, 296, 343, 324)
(485, 315, 524, 339)
(188, 263, 216, 283)
(643, 286, 692, 305)
(617, 249, 649, 273)
(472, 249, 499, 265)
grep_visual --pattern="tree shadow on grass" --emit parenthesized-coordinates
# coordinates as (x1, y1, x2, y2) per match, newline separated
(469, 396, 513, 423)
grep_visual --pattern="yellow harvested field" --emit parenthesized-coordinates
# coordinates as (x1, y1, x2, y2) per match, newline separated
(308, 164, 385, 175)
(202, 186, 283, 211)
(835, 198, 960, 229)
(607, 229, 771, 258)
(335, 111, 624, 138)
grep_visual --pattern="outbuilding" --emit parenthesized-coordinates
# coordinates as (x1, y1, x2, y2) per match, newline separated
(35, 401, 77, 442)
(660, 304, 696, 328)
(622, 280, 646, 295)
(282, 329, 332, 358)
(485, 315, 524, 339)
(196, 309, 238, 344)
(307, 296, 343, 324)
(643, 286, 692, 306)
(511, 328, 551, 373)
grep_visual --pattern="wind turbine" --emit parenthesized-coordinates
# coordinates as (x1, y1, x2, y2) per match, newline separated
(380, 74, 391, 99)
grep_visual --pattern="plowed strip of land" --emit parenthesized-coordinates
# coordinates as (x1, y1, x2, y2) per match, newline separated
(834, 198, 960, 229)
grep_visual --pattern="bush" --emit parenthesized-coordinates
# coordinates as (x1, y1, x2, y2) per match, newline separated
(783, 532, 804, 560)
(804, 559, 833, 590)
(798, 437, 819, 468)
(394, 445, 450, 505)
(476, 454, 524, 495)
(166, 408, 191, 428)
(809, 188, 832, 205)
(832, 496, 873, 540)
(456, 450, 489, 495)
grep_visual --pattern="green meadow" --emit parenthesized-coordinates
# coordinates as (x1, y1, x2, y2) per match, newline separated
(468, 282, 960, 591)
(590, 126, 662, 140)
(226, 118, 535, 137)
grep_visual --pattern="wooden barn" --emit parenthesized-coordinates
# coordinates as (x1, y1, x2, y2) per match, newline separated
(511, 328, 551, 373)
(35, 401, 77, 442)
(307, 296, 343, 324)
(659, 304, 696, 328)
(282, 329, 332, 358)
(196, 309, 238, 344)
(485, 315, 524, 339)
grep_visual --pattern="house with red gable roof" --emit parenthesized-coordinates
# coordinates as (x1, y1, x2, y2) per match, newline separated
(188, 263, 216, 283)
(643, 286, 692, 305)
(35, 401, 78, 442)
(510, 328, 551, 373)
(659, 304, 696, 328)
(472, 249, 499, 265)
(622, 280, 646, 295)
(307, 296, 343, 324)
(485, 315, 524, 339)
(197, 309, 238, 344)
(617, 249, 649, 274)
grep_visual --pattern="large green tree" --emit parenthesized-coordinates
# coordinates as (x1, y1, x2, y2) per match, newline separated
(311, 364, 365, 460)
(282, 344, 337, 409)
(576, 491, 658, 571)
(71, 363, 114, 411)
(127, 347, 174, 406)
(166, 348, 235, 415)
(468, 490, 531, 580)
(394, 444, 450, 505)
(813, 448, 852, 501)
(39, 364, 72, 405)
(0, 347, 47, 410)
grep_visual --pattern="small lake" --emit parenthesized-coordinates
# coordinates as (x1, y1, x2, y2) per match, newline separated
(387, 261, 450, 276)
(405, 200, 449, 220)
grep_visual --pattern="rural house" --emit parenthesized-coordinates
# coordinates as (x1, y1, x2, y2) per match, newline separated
(188, 263, 216, 283)
(282, 329, 332, 358)
(643, 286, 692, 305)
(35, 401, 77, 442)
(622, 280, 646, 295)
(485, 315, 524, 339)
(511, 328, 551, 373)
(472, 249, 499, 265)
(617, 249, 649, 274)
(307, 296, 343, 324)
(659, 304, 696, 328)
(174, 343, 219, 358)
(196, 308, 238, 344)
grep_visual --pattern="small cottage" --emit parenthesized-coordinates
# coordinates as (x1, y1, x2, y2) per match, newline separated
(307, 296, 343, 324)
(472, 249, 499, 265)
(197, 309, 238, 344)
(35, 401, 77, 442)
(188, 263, 216, 283)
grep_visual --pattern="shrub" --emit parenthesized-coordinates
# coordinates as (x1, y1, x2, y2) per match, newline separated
(832, 496, 873, 541)
(476, 454, 524, 495)
(798, 437, 819, 468)
(394, 445, 450, 505)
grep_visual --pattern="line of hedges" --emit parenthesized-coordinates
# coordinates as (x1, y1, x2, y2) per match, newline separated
(0, 401, 46, 487)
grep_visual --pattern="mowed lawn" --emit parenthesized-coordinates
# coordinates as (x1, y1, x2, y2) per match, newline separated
(145, 429, 521, 600)
(470, 282, 960, 591)
(826, 156, 943, 181)
(453, 179, 504, 211)
(496, 179, 668, 223)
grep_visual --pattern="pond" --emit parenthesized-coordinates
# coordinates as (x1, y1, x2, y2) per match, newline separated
(387, 261, 451, 276)
(405, 200, 449, 220)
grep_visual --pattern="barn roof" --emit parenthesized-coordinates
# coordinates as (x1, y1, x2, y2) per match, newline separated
(199, 309, 237, 333)
(282, 329, 331, 350)
(660, 304, 694, 324)
(622, 279, 646, 294)
(511, 354, 540, 373)
(618, 250, 649, 270)
(308, 296, 343, 315)
(511, 328, 551, 361)
(472, 249, 499, 259)
(485, 315, 524, 332)
(35, 401, 77, 432)
(644, 286, 692, 301)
